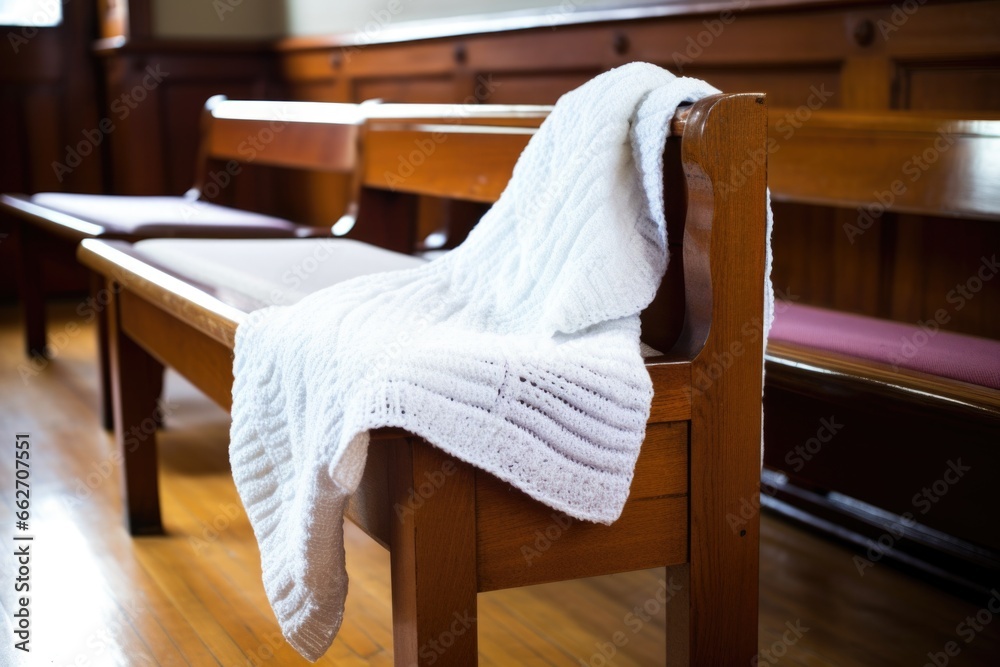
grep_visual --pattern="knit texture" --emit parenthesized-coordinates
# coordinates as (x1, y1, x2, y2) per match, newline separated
(230, 63, 764, 661)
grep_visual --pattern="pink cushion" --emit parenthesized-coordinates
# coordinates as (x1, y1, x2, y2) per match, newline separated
(30, 193, 298, 236)
(770, 302, 1000, 390)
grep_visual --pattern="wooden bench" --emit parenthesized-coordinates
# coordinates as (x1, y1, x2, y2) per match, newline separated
(78, 93, 769, 665)
(1, 95, 368, 427)
(763, 110, 1000, 593)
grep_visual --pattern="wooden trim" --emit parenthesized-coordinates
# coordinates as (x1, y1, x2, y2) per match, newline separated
(766, 340, 1000, 420)
(476, 421, 690, 591)
(768, 109, 1000, 221)
(93, 37, 276, 56)
(647, 361, 693, 422)
(120, 290, 236, 411)
(760, 470, 1000, 600)
(1, 194, 104, 240)
(769, 109, 1000, 135)
(77, 239, 245, 348)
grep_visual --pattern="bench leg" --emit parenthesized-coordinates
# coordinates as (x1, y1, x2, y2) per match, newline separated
(14, 224, 48, 357)
(389, 437, 478, 666)
(665, 564, 690, 666)
(91, 272, 115, 431)
(108, 282, 165, 535)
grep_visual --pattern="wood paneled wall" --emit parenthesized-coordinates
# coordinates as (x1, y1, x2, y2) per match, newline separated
(91, 0, 1000, 335)
(0, 0, 105, 297)
(270, 0, 1000, 338)
(94, 40, 286, 215)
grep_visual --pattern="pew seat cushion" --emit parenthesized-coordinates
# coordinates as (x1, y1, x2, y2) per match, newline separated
(133, 238, 427, 309)
(31, 193, 300, 236)
(770, 302, 1000, 390)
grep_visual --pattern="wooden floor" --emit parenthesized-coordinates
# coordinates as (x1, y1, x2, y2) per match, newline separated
(1, 303, 998, 666)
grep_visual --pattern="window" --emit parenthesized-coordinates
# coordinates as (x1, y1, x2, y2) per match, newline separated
(0, 0, 62, 27)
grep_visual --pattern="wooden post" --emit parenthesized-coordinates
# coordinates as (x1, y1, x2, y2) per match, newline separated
(107, 280, 165, 535)
(91, 271, 114, 430)
(665, 564, 690, 666)
(389, 437, 478, 666)
(14, 223, 48, 357)
(671, 93, 769, 664)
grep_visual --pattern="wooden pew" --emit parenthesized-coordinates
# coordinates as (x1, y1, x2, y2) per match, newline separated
(1, 95, 364, 427)
(78, 93, 769, 665)
(764, 110, 1000, 593)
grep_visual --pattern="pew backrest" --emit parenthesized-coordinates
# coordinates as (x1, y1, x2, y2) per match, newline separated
(767, 109, 1000, 222)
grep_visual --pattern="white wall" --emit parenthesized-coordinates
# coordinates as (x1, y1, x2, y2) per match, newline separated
(286, 0, 574, 37)
(152, 0, 664, 40)
(154, 0, 287, 39)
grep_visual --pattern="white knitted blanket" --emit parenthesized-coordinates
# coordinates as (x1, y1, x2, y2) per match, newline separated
(230, 63, 766, 660)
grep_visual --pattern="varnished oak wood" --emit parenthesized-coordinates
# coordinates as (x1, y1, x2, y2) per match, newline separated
(389, 438, 479, 666)
(197, 98, 363, 182)
(477, 423, 689, 592)
(80, 94, 769, 665)
(107, 276, 166, 534)
(768, 110, 1000, 221)
(679, 93, 768, 665)
(766, 341, 1000, 423)
(764, 108, 1000, 584)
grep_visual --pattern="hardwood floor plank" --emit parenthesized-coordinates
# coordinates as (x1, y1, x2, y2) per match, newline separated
(1, 303, 998, 666)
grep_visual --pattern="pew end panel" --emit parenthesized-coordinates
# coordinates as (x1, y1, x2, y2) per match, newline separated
(78, 91, 769, 665)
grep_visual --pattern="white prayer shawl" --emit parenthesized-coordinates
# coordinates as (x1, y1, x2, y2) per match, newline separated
(229, 63, 770, 660)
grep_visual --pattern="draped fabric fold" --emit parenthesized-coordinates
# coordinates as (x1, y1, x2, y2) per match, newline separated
(230, 63, 741, 660)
